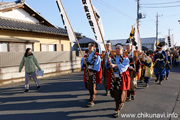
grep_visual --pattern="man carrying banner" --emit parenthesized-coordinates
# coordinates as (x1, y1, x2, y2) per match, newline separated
(106, 43, 130, 118)
(154, 42, 167, 85)
(101, 40, 115, 96)
(124, 38, 140, 101)
(81, 42, 102, 107)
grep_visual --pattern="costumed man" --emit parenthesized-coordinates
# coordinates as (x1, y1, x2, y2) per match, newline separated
(101, 40, 115, 96)
(105, 43, 130, 118)
(154, 42, 167, 85)
(134, 46, 141, 82)
(124, 38, 140, 101)
(165, 50, 172, 80)
(81, 42, 102, 107)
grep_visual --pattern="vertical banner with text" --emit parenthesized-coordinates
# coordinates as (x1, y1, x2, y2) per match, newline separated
(81, 0, 105, 52)
(56, 0, 77, 48)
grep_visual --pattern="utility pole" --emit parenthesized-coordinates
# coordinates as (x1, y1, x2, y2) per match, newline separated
(136, 0, 143, 51)
(156, 13, 158, 50)
(137, 0, 140, 29)
(155, 13, 163, 50)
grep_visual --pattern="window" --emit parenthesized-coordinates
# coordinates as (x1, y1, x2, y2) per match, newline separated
(41, 44, 56, 51)
(41, 44, 48, 51)
(0, 43, 8, 52)
(49, 44, 56, 51)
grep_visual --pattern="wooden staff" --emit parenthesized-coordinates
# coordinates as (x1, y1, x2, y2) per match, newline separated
(89, 0, 117, 82)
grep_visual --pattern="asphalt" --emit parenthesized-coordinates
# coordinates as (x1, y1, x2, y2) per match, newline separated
(0, 67, 180, 120)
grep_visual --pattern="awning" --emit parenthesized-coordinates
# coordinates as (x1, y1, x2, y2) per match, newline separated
(0, 37, 39, 43)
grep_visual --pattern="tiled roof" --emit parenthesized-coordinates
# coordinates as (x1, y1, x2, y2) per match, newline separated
(0, 1, 55, 27)
(0, 17, 81, 36)
(78, 36, 96, 44)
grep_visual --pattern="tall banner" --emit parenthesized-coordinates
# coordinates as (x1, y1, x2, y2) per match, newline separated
(93, 6, 105, 37)
(134, 24, 142, 52)
(129, 24, 142, 52)
(170, 34, 174, 48)
(56, 0, 77, 48)
(165, 34, 174, 49)
(81, 0, 105, 52)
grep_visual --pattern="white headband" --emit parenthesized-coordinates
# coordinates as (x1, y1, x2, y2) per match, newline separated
(88, 43, 93, 46)
(126, 43, 132, 46)
(106, 43, 111, 45)
(116, 45, 123, 49)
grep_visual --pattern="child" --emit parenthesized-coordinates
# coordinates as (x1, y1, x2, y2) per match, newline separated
(142, 52, 153, 87)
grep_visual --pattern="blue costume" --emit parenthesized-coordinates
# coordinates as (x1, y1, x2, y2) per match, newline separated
(81, 49, 102, 106)
(154, 50, 167, 82)
(105, 55, 129, 74)
(81, 51, 101, 72)
(105, 54, 130, 114)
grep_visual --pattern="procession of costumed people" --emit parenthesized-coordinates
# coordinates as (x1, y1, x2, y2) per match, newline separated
(80, 37, 173, 118)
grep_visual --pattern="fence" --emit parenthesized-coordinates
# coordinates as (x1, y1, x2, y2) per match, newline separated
(0, 51, 76, 68)
(0, 51, 82, 85)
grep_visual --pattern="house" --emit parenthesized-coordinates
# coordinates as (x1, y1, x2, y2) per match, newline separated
(0, 0, 83, 85)
(109, 37, 165, 51)
(0, 0, 81, 52)
(74, 37, 165, 52)
(74, 36, 100, 52)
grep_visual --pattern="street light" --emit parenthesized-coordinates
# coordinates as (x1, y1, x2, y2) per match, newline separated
(178, 20, 180, 24)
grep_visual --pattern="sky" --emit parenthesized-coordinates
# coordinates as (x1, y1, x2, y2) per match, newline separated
(2, 0, 180, 45)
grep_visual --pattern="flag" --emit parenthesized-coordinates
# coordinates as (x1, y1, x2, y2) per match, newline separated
(129, 26, 135, 39)
(170, 34, 174, 48)
(93, 6, 105, 37)
(56, 0, 77, 48)
(81, 0, 105, 52)
(134, 24, 142, 52)
(165, 34, 174, 49)
(128, 24, 142, 52)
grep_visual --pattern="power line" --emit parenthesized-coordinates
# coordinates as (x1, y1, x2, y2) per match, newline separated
(139, 23, 166, 38)
(160, 13, 180, 18)
(141, 1, 180, 5)
(141, 4, 180, 8)
(94, 0, 168, 39)
(95, 0, 135, 21)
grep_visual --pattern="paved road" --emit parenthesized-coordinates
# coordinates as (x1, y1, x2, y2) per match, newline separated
(0, 67, 180, 120)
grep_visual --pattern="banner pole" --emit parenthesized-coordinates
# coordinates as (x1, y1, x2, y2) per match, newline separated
(89, 0, 117, 82)
(56, 0, 90, 73)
